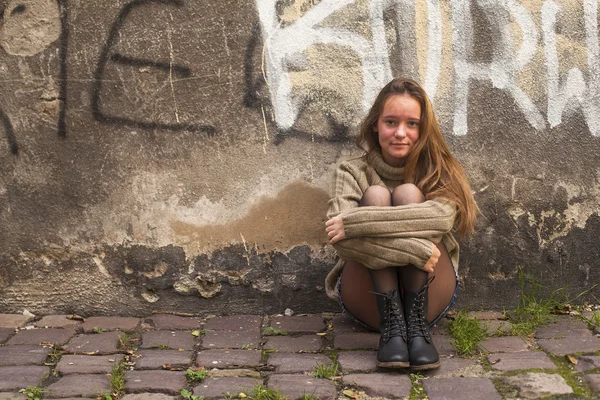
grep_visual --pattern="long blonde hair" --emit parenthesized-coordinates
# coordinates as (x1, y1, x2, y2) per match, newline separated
(357, 78, 477, 237)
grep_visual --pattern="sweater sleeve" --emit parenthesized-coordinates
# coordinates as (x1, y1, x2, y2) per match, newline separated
(333, 236, 434, 270)
(342, 200, 457, 239)
(326, 161, 364, 220)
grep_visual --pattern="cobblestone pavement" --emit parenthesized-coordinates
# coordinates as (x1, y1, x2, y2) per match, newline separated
(0, 311, 600, 399)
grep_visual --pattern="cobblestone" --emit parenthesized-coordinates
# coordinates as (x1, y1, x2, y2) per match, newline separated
(201, 329, 261, 349)
(45, 374, 110, 398)
(479, 336, 529, 353)
(0, 312, 597, 399)
(0, 366, 48, 391)
(422, 377, 502, 400)
(81, 316, 140, 333)
(269, 316, 326, 333)
(64, 332, 122, 354)
(204, 315, 262, 331)
(504, 372, 573, 398)
(6, 328, 75, 346)
(134, 349, 193, 369)
(488, 351, 557, 371)
(192, 377, 262, 399)
(267, 353, 332, 373)
(342, 373, 412, 398)
(125, 370, 186, 395)
(56, 354, 123, 375)
(140, 330, 196, 350)
(35, 315, 81, 329)
(334, 332, 379, 349)
(268, 374, 337, 399)
(263, 334, 322, 352)
(0, 345, 49, 366)
(196, 349, 262, 369)
(145, 314, 200, 330)
(0, 328, 15, 344)
(0, 314, 32, 329)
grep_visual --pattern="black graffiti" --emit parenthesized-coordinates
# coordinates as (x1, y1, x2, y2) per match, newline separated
(0, 109, 19, 155)
(110, 53, 192, 77)
(243, 24, 350, 144)
(91, 0, 215, 135)
(57, 0, 68, 138)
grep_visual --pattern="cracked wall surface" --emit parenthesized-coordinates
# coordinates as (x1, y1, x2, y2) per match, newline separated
(0, 0, 599, 316)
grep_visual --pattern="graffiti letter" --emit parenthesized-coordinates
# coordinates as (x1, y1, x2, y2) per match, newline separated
(256, 0, 389, 131)
(543, 0, 600, 136)
(91, 0, 215, 135)
(452, 0, 544, 136)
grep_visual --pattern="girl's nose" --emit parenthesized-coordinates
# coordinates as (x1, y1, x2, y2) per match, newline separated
(395, 126, 406, 138)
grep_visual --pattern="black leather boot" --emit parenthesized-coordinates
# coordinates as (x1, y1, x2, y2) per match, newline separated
(404, 278, 440, 370)
(373, 289, 409, 368)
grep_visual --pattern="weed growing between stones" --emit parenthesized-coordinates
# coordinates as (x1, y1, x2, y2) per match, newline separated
(300, 392, 317, 400)
(263, 327, 288, 336)
(448, 310, 487, 355)
(108, 360, 126, 396)
(248, 384, 285, 400)
(589, 311, 600, 327)
(19, 386, 45, 400)
(311, 359, 339, 379)
(191, 329, 211, 337)
(181, 388, 204, 400)
(408, 372, 426, 400)
(117, 332, 138, 352)
(155, 344, 169, 350)
(241, 343, 254, 350)
(93, 327, 107, 334)
(186, 368, 208, 383)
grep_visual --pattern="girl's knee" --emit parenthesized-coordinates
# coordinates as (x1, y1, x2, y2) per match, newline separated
(360, 185, 392, 207)
(392, 183, 425, 205)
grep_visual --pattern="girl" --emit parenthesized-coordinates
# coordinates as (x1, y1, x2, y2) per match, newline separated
(325, 78, 477, 370)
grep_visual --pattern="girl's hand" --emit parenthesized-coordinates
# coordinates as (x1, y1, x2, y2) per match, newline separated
(325, 215, 346, 245)
(422, 243, 441, 273)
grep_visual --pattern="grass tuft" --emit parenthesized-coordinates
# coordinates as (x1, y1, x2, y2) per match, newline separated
(448, 310, 487, 355)
(19, 386, 45, 400)
(311, 360, 339, 379)
(109, 359, 126, 395)
(185, 368, 208, 383)
(181, 388, 204, 400)
(248, 384, 285, 400)
(509, 267, 567, 336)
(262, 327, 288, 336)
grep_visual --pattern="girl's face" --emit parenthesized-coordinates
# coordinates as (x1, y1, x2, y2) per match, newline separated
(374, 94, 421, 167)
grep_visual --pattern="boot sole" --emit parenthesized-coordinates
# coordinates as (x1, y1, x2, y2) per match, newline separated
(410, 360, 441, 370)
(376, 360, 410, 369)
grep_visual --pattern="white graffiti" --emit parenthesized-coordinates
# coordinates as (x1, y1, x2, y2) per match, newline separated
(255, 0, 600, 136)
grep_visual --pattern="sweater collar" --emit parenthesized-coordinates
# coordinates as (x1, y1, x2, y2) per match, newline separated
(367, 151, 405, 181)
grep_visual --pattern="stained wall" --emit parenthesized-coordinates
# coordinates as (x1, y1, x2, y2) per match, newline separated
(0, 0, 599, 315)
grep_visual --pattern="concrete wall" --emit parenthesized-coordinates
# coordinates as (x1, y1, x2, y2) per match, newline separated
(0, 0, 599, 316)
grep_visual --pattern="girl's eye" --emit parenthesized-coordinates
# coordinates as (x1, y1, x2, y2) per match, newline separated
(385, 120, 396, 125)
(408, 121, 419, 127)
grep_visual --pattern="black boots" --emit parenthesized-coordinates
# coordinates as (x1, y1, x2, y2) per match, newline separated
(373, 289, 410, 368)
(404, 278, 440, 370)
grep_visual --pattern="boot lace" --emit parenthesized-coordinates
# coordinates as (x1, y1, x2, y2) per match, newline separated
(407, 278, 434, 343)
(371, 290, 406, 343)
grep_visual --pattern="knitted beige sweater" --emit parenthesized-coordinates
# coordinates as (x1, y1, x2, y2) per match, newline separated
(325, 151, 460, 301)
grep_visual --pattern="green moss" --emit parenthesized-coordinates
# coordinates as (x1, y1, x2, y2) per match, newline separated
(549, 355, 592, 398)
(408, 373, 426, 400)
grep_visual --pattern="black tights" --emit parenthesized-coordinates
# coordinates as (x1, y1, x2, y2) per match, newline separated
(340, 184, 457, 330)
